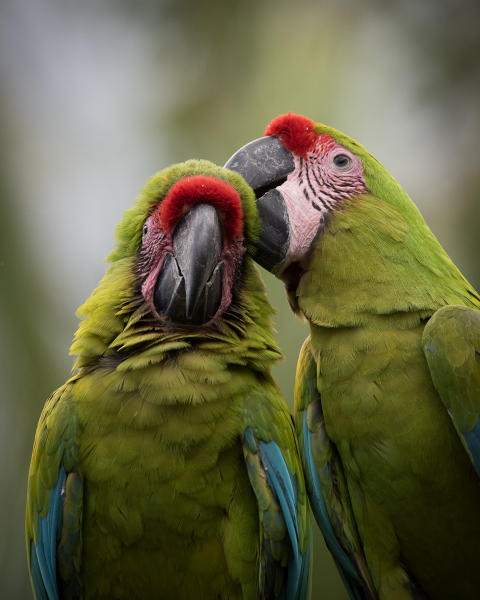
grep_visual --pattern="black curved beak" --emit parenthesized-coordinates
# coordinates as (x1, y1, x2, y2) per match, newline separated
(154, 203, 224, 325)
(224, 136, 294, 273)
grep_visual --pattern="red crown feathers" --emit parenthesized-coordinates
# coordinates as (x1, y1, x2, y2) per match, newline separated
(159, 175, 243, 241)
(265, 112, 318, 157)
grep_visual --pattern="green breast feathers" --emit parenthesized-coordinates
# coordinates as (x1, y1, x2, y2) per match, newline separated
(25, 160, 311, 600)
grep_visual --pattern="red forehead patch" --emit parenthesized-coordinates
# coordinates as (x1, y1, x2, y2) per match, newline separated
(158, 175, 243, 241)
(265, 112, 318, 157)
(318, 134, 336, 153)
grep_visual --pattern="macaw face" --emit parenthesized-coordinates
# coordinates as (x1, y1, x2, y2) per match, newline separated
(225, 113, 367, 277)
(137, 175, 245, 327)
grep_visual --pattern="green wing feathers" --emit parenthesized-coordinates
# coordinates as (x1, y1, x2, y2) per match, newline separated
(26, 384, 82, 600)
(294, 338, 374, 599)
(424, 305, 480, 476)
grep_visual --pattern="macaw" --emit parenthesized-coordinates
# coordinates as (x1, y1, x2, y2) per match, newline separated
(225, 113, 480, 599)
(25, 160, 311, 600)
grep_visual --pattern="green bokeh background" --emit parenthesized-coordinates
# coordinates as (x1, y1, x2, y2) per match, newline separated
(1, 1, 480, 598)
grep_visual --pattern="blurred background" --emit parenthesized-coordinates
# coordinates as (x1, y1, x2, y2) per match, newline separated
(1, 0, 479, 597)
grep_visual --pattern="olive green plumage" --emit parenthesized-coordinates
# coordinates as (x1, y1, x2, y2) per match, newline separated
(293, 124, 480, 599)
(26, 160, 310, 599)
(223, 112, 480, 597)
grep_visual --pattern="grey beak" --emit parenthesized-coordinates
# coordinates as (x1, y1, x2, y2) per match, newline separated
(224, 135, 295, 196)
(225, 135, 294, 273)
(154, 203, 224, 325)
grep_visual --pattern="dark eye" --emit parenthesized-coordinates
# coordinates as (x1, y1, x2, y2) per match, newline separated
(333, 154, 351, 169)
(142, 224, 148, 237)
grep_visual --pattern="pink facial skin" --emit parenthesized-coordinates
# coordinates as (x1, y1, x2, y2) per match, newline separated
(139, 213, 171, 317)
(277, 134, 367, 270)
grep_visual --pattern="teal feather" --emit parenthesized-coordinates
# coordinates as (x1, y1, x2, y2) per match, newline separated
(302, 412, 359, 584)
(31, 468, 65, 600)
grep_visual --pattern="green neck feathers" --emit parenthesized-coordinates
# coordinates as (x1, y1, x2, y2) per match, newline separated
(297, 193, 480, 328)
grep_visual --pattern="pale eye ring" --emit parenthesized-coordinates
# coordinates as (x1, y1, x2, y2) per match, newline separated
(333, 154, 351, 169)
(142, 224, 148, 237)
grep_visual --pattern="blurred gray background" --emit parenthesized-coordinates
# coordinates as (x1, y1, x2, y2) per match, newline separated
(1, 0, 479, 598)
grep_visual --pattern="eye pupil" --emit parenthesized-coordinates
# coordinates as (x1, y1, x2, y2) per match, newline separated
(143, 225, 148, 236)
(333, 154, 350, 168)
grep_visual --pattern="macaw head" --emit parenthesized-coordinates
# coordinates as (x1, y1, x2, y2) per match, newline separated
(71, 161, 262, 366)
(138, 174, 246, 326)
(225, 113, 390, 275)
(224, 113, 444, 316)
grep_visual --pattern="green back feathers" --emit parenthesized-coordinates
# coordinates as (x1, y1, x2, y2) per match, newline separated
(70, 160, 278, 369)
(298, 124, 480, 327)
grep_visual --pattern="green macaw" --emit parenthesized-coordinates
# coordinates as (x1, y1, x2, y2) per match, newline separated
(25, 160, 311, 600)
(225, 113, 480, 599)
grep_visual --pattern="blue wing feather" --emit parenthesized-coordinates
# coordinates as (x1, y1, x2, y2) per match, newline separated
(303, 411, 372, 600)
(30, 540, 48, 600)
(460, 417, 480, 478)
(464, 421, 480, 474)
(31, 467, 66, 600)
(302, 412, 360, 584)
(259, 440, 303, 599)
(295, 338, 374, 599)
(423, 306, 480, 480)
(243, 429, 310, 600)
(297, 521, 312, 600)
